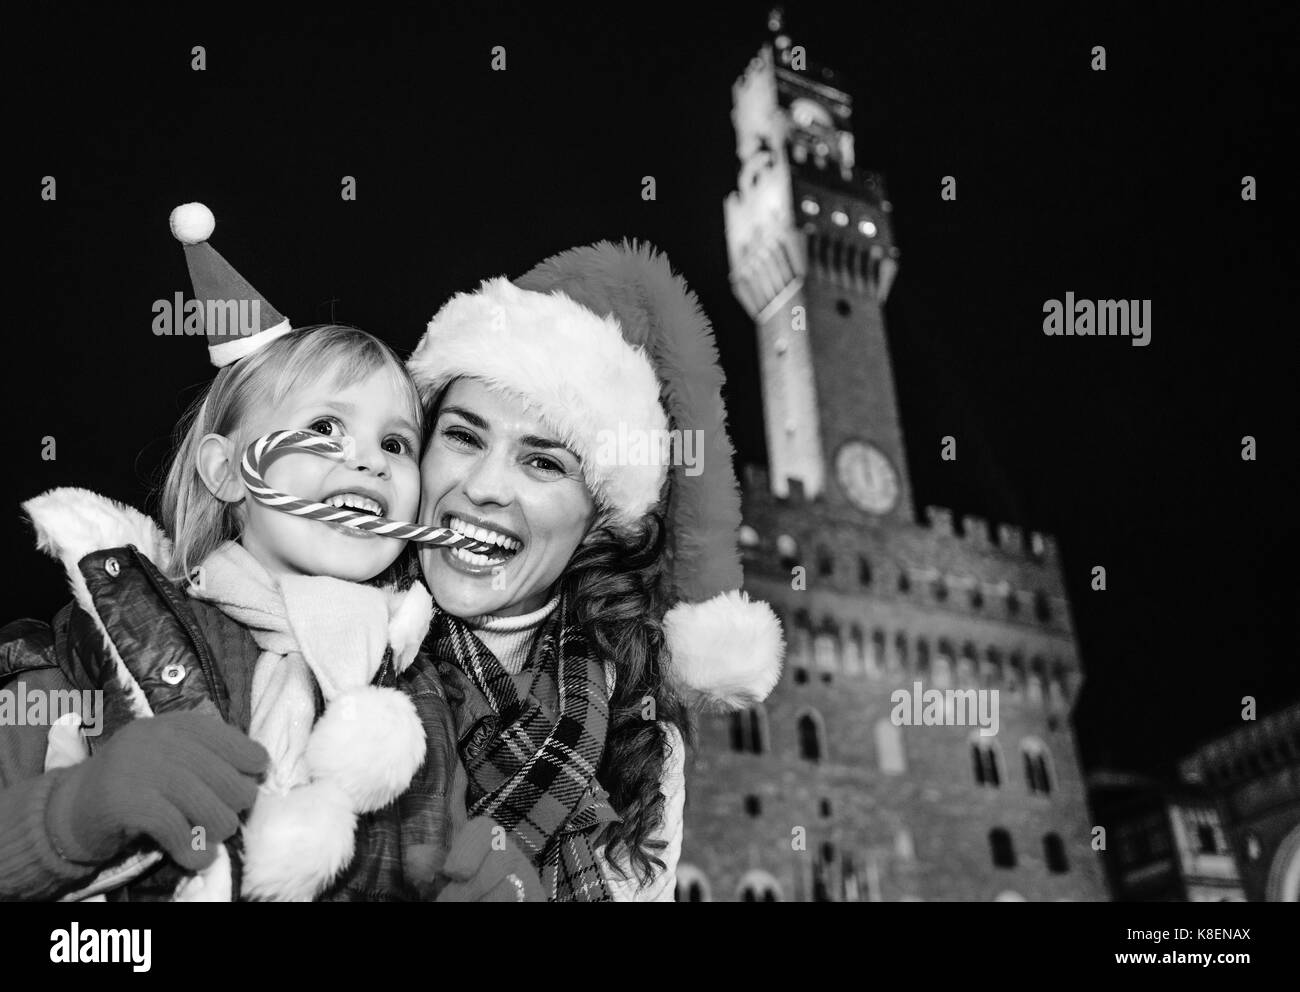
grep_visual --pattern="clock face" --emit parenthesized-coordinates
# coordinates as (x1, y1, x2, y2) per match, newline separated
(835, 441, 899, 514)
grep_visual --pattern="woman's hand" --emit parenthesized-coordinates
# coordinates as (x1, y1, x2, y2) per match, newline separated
(435, 816, 545, 902)
(45, 712, 267, 871)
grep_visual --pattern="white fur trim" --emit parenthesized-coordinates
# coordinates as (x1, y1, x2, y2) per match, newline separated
(305, 686, 426, 814)
(662, 590, 785, 711)
(409, 277, 668, 528)
(207, 317, 292, 368)
(23, 488, 174, 722)
(172, 845, 233, 902)
(387, 584, 434, 674)
(241, 782, 357, 902)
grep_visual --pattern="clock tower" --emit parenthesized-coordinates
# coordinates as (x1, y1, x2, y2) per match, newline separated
(724, 13, 911, 523)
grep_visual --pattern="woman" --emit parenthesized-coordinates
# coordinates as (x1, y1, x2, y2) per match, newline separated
(403, 241, 785, 900)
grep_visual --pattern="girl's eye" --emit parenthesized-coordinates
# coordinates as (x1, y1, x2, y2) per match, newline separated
(308, 417, 344, 437)
(382, 435, 415, 456)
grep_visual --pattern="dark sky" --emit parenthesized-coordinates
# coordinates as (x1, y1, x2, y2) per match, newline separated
(8, 2, 1296, 779)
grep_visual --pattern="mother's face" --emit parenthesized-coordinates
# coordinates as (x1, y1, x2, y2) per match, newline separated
(418, 378, 597, 618)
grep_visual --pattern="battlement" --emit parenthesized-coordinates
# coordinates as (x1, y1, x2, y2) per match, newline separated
(923, 506, 1058, 566)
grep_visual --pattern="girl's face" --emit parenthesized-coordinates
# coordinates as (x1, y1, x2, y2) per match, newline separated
(418, 378, 597, 618)
(231, 368, 421, 581)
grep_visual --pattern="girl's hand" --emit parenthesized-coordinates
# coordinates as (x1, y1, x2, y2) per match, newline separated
(435, 816, 545, 902)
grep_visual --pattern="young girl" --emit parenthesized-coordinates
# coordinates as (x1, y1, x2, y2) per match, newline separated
(0, 205, 537, 901)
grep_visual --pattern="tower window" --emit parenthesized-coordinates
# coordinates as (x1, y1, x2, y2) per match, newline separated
(1196, 824, 1218, 854)
(972, 740, 1002, 787)
(835, 298, 852, 317)
(744, 795, 762, 817)
(817, 548, 834, 577)
(820, 798, 832, 818)
(797, 711, 824, 762)
(1044, 833, 1069, 873)
(970, 586, 984, 610)
(794, 668, 809, 685)
(1034, 591, 1052, 622)
(990, 828, 1016, 868)
(898, 569, 911, 594)
(858, 555, 872, 586)
(730, 707, 767, 755)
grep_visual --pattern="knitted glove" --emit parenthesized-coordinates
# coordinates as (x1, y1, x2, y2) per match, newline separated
(435, 816, 546, 902)
(45, 712, 267, 872)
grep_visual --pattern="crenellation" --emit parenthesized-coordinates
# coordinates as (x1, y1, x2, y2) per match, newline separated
(926, 505, 954, 537)
(963, 515, 991, 549)
(996, 523, 1025, 555)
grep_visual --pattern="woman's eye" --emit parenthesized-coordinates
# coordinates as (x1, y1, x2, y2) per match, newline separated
(442, 426, 479, 447)
(308, 417, 343, 437)
(526, 454, 565, 475)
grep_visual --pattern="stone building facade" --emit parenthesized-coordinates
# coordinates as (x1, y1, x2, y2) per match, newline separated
(674, 21, 1108, 902)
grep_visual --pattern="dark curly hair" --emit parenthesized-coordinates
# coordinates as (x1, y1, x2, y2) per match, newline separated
(560, 510, 691, 886)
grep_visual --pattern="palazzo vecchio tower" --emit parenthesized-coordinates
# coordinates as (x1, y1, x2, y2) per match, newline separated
(675, 17, 1109, 903)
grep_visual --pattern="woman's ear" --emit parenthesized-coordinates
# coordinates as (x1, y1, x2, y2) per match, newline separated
(196, 434, 245, 503)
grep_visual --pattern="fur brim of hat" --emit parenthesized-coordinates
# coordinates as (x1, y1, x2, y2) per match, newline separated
(408, 277, 668, 530)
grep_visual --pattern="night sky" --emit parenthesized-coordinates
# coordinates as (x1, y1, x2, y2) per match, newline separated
(7, 3, 1296, 780)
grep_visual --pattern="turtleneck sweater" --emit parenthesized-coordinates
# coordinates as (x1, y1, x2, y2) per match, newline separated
(463, 594, 561, 675)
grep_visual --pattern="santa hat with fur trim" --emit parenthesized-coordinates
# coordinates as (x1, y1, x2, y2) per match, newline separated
(408, 241, 783, 710)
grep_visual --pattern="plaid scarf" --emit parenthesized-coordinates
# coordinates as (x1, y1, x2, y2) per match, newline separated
(429, 593, 617, 902)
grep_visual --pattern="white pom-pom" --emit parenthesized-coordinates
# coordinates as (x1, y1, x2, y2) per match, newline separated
(241, 782, 356, 902)
(663, 590, 786, 711)
(169, 202, 215, 245)
(305, 685, 426, 813)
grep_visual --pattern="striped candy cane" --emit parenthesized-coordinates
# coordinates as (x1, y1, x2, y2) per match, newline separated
(240, 429, 497, 552)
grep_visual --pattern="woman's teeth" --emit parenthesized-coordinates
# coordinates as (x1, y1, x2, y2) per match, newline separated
(446, 515, 521, 567)
(324, 492, 384, 515)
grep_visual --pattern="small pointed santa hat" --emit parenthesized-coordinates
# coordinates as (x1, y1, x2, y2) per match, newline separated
(169, 202, 292, 367)
(409, 241, 784, 710)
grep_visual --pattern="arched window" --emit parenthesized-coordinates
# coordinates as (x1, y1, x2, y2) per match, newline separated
(971, 734, 1002, 787)
(817, 546, 834, 578)
(1044, 833, 1069, 873)
(867, 629, 885, 676)
(1034, 590, 1052, 622)
(1028, 657, 1047, 705)
(797, 710, 825, 762)
(1006, 589, 1021, 617)
(915, 638, 931, 677)
(875, 718, 906, 774)
(893, 632, 909, 672)
(970, 585, 985, 610)
(674, 864, 712, 902)
(1008, 653, 1026, 697)
(982, 647, 1003, 688)
(729, 705, 768, 755)
(934, 640, 955, 689)
(958, 643, 978, 686)
(736, 869, 782, 903)
(990, 828, 1016, 868)
(858, 555, 872, 586)
(843, 626, 864, 675)
(744, 794, 762, 817)
(897, 567, 912, 594)
(1022, 738, 1053, 795)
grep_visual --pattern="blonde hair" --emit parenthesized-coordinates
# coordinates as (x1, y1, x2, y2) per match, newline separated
(160, 325, 422, 581)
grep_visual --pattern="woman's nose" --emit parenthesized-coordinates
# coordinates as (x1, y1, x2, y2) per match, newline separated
(462, 451, 513, 506)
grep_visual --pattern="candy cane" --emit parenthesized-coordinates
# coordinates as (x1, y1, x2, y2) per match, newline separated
(240, 429, 497, 552)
